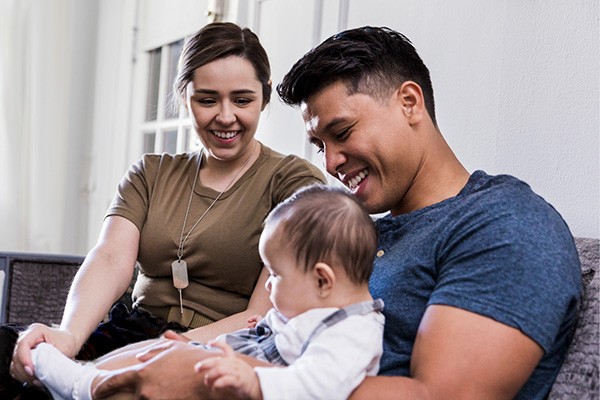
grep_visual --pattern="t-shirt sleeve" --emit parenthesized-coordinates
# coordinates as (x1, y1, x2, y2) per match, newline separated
(270, 155, 326, 204)
(428, 186, 581, 353)
(105, 155, 155, 232)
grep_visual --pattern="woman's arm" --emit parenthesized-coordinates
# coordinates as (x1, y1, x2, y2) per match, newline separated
(61, 216, 140, 348)
(184, 268, 272, 343)
(12, 216, 139, 382)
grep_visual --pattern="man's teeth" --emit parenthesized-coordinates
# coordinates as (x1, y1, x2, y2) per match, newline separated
(213, 131, 237, 139)
(348, 170, 368, 189)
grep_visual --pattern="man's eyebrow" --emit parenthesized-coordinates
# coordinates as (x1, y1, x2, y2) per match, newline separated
(322, 117, 348, 133)
(307, 117, 348, 140)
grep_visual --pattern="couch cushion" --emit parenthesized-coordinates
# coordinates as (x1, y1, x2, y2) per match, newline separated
(548, 237, 599, 399)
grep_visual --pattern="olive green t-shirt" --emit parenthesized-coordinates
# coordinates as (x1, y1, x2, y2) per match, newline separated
(106, 143, 325, 322)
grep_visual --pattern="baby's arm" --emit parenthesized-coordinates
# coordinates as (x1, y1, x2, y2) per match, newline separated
(196, 341, 263, 400)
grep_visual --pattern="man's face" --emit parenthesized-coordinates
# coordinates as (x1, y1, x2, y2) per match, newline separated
(301, 82, 423, 215)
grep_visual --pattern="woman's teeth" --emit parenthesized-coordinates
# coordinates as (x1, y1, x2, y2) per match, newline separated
(213, 131, 237, 139)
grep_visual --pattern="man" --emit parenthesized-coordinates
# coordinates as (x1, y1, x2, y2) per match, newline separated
(95, 26, 581, 400)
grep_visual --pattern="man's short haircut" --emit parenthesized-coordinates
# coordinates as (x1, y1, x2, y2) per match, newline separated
(265, 184, 378, 285)
(277, 26, 437, 126)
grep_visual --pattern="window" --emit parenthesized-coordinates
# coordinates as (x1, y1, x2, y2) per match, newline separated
(140, 39, 200, 154)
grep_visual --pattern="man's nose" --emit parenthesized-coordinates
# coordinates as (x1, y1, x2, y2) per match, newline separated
(323, 146, 346, 177)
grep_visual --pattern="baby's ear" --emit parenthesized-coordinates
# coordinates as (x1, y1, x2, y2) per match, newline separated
(314, 262, 335, 297)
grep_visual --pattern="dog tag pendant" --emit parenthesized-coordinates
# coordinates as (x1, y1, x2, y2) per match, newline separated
(172, 260, 189, 314)
(172, 260, 189, 289)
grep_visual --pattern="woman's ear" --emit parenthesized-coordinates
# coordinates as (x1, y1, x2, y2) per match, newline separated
(396, 81, 426, 125)
(261, 79, 273, 111)
(313, 262, 335, 297)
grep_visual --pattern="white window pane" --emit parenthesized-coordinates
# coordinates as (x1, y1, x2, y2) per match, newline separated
(165, 40, 184, 119)
(143, 132, 156, 153)
(163, 129, 178, 154)
(145, 48, 162, 121)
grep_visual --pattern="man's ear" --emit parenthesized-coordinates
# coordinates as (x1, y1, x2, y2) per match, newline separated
(396, 81, 426, 125)
(313, 262, 335, 297)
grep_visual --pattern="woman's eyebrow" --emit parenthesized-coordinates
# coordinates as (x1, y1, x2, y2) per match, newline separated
(193, 88, 257, 95)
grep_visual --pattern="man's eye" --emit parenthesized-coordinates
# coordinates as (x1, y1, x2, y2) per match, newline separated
(310, 140, 324, 153)
(336, 128, 351, 141)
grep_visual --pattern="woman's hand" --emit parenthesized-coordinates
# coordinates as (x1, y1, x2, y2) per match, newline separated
(10, 323, 79, 385)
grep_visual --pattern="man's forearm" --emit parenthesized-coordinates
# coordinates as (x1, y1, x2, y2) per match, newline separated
(350, 376, 430, 400)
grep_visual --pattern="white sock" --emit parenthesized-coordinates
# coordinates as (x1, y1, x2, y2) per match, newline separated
(32, 342, 99, 400)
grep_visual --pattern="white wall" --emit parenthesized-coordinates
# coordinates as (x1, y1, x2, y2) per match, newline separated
(344, 0, 599, 239)
(0, 0, 98, 255)
(251, 0, 599, 239)
(2, 0, 597, 256)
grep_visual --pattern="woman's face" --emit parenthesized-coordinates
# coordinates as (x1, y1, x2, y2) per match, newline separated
(186, 56, 265, 163)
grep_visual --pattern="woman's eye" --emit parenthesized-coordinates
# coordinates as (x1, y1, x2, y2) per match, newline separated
(234, 98, 252, 106)
(196, 98, 215, 106)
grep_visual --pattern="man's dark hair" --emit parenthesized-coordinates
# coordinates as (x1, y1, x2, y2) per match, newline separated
(277, 26, 437, 126)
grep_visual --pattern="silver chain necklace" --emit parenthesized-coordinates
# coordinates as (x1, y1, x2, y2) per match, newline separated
(172, 143, 257, 314)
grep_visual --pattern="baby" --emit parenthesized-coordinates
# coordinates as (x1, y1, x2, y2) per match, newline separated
(32, 184, 384, 400)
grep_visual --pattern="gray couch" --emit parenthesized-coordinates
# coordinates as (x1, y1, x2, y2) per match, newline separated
(0, 237, 598, 398)
(548, 237, 599, 399)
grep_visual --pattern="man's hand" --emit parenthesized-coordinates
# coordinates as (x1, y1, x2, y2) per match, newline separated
(196, 341, 262, 400)
(11, 323, 79, 385)
(93, 340, 217, 400)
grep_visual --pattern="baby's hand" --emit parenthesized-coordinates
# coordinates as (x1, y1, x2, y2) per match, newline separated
(196, 341, 261, 400)
(246, 314, 263, 328)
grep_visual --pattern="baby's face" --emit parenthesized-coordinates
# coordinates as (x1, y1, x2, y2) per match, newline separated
(259, 227, 320, 319)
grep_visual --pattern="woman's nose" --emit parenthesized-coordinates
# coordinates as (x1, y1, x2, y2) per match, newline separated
(215, 102, 236, 125)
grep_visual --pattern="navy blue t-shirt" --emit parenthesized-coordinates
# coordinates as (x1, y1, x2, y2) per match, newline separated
(371, 171, 581, 399)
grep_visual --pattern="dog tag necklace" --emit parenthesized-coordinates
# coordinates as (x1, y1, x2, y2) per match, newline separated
(173, 145, 256, 314)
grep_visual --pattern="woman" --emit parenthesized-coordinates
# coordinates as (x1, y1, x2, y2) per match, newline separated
(6, 21, 325, 394)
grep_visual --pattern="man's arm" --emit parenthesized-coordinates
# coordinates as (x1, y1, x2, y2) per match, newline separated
(93, 339, 274, 400)
(351, 304, 543, 400)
